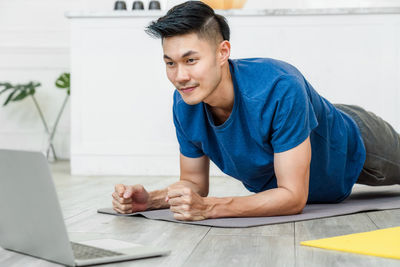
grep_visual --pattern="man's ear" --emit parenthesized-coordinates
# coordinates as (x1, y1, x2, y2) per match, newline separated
(217, 40, 231, 66)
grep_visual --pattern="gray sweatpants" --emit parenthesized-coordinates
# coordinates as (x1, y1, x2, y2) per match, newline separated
(334, 104, 400, 186)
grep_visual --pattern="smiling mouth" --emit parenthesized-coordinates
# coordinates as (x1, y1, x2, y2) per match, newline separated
(179, 86, 197, 93)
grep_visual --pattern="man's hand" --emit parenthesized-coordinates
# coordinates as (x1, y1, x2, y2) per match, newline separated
(166, 184, 210, 221)
(112, 184, 149, 214)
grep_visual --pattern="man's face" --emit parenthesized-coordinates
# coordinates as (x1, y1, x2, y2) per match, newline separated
(162, 33, 222, 105)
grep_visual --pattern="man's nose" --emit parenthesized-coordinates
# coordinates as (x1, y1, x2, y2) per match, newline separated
(175, 65, 190, 83)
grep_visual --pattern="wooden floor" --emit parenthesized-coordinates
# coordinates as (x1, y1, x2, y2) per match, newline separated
(1, 160, 400, 267)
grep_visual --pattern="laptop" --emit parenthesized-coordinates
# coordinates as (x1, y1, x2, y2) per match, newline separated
(0, 149, 170, 266)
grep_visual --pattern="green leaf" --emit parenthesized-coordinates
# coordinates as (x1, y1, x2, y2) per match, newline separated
(0, 82, 15, 95)
(1, 81, 40, 105)
(0, 82, 12, 89)
(33, 82, 41, 88)
(3, 90, 18, 106)
(55, 73, 70, 89)
(11, 89, 29, 102)
(0, 87, 11, 95)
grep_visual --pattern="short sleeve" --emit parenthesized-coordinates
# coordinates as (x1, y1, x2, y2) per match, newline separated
(270, 76, 318, 153)
(173, 102, 205, 158)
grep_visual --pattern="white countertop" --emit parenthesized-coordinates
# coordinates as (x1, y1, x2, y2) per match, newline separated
(65, 7, 400, 18)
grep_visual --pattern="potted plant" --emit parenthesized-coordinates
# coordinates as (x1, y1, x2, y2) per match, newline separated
(0, 73, 70, 161)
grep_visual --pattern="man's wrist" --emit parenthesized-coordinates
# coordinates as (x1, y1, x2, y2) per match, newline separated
(148, 189, 169, 210)
(204, 196, 234, 219)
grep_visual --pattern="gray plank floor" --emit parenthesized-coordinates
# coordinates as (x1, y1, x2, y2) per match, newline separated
(1, 160, 400, 267)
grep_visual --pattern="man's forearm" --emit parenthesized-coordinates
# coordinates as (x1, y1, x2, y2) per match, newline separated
(147, 189, 169, 210)
(204, 187, 306, 218)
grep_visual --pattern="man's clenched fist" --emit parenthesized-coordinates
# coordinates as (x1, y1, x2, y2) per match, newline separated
(166, 184, 210, 221)
(112, 184, 149, 214)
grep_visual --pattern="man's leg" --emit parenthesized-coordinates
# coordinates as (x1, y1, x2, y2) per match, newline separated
(334, 104, 400, 186)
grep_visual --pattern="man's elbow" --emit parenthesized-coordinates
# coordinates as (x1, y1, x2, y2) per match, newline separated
(194, 184, 209, 197)
(200, 189, 209, 197)
(291, 196, 307, 214)
(281, 187, 308, 215)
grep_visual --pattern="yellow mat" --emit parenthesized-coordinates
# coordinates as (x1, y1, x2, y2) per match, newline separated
(300, 226, 400, 260)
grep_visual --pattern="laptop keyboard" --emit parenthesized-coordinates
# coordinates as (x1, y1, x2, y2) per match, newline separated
(71, 242, 124, 260)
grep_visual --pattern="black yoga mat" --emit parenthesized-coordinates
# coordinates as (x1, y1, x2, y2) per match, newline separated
(98, 185, 400, 228)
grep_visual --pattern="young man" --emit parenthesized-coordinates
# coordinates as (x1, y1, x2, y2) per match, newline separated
(112, 1, 400, 221)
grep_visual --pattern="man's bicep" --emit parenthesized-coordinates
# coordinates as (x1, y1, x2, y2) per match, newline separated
(179, 153, 210, 196)
(273, 136, 311, 205)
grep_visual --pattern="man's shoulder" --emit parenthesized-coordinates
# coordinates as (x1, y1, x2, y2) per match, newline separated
(230, 57, 300, 75)
(230, 58, 306, 101)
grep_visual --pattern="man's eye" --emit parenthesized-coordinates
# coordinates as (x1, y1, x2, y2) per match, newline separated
(187, 58, 196, 63)
(166, 62, 174, 66)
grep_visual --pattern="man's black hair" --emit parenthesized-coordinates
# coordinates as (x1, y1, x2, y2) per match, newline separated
(145, 1, 230, 44)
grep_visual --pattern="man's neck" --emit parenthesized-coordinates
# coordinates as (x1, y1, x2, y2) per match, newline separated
(203, 62, 234, 125)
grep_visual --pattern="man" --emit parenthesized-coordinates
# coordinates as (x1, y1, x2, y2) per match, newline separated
(112, 1, 400, 221)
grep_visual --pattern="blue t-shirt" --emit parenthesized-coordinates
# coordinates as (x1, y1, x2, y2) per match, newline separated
(172, 58, 366, 203)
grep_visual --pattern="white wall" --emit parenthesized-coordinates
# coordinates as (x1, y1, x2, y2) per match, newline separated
(0, 0, 77, 158)
(1, 0, 400, 159)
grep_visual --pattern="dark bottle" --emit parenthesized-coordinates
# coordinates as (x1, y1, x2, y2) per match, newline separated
(114, 0, 127, 10)
(148, 0, 161, 10)
(132, 1, 145, 10)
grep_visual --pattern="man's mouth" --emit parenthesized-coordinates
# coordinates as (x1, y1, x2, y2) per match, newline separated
(179, 86, 197, 93)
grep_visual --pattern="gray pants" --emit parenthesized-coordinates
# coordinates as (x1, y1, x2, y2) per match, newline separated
(334, 104, 400, 186)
